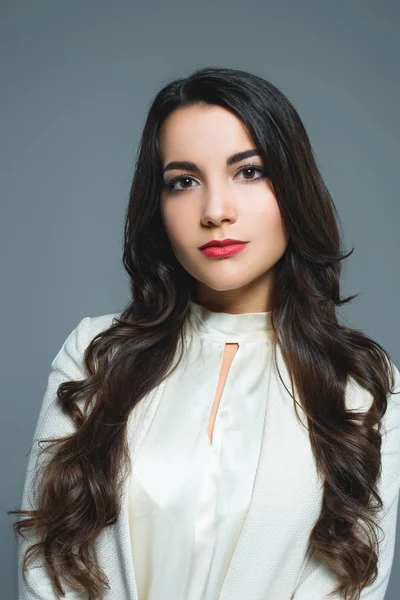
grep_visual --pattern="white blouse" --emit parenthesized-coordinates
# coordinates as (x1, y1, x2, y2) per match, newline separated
(128, 300, 277, 600)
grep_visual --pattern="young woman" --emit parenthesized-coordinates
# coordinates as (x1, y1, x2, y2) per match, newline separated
(10, 66, 400, 600)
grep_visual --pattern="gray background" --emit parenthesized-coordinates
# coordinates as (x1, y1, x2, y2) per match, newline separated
(1, 0, 399, 598)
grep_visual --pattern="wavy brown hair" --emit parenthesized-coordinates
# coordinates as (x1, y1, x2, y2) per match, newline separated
(9, 66, 399, 599)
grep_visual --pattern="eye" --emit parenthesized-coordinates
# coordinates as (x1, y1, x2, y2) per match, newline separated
(164, 175, 197, 193)
(163, 163, 266, 194)
(235, 164, 265, 182)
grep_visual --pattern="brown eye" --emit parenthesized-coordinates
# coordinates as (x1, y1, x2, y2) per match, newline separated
(179, 177, 194, 188)
(163, 175, 198, 194)
(235, 165, 265, 181)
(163, 163, 266, 195)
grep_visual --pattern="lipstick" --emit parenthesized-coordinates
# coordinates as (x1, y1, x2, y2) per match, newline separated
(200, 242, 248, 258)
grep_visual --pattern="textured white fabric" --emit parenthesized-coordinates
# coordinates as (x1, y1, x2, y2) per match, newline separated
(18, 305, 400, 600)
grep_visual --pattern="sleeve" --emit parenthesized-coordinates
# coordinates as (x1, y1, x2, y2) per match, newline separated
(18, 316, 92, 600)
(292, 362, 400, 600)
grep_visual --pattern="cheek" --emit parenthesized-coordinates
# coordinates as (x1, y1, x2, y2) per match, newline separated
(249, 195, 286, 240)
(160, 203, 192, 247)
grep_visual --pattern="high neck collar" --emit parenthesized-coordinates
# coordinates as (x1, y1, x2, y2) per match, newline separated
(187, 299, 274, 342)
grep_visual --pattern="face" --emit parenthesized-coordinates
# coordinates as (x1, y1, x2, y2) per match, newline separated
(158, 103, 289, 313)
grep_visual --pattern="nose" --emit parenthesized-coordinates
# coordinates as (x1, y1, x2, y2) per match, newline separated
(200, 185, 237, 227)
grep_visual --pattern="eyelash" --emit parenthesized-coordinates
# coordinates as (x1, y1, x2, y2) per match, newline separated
(162, 163, 267, 194)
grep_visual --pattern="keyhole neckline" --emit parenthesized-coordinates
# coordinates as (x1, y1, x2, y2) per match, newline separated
(187, 299, 274, 342)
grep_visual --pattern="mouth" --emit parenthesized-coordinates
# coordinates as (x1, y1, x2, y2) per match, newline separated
(199, 242, 248, 258)
(199, 238, 248, 250)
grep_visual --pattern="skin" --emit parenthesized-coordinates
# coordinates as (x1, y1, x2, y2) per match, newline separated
(158, 103, 289, 315)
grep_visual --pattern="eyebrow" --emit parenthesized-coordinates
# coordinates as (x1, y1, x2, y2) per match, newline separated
(162, 149, 262, 174)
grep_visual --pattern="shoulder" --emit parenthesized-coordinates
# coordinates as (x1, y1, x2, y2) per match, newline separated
(50, 312, 122, 375)
(86, 311, 122, 341)
(345, 360, 400, 410)
(78, 311, 122, 343)
(345, 359, 400, 438)
(25, 312, 124, 451)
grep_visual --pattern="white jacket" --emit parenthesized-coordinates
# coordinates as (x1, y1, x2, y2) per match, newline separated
(18, 314, 400, 599)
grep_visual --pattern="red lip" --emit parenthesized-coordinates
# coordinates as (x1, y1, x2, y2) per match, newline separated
(199, 238, 248, 249)
(200, 243, 247, 258)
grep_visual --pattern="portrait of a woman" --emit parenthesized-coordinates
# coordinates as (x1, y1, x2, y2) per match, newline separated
(10, 66, 400, 600)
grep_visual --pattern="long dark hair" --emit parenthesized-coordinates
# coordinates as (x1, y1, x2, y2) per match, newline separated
(9, 66, 398, 599)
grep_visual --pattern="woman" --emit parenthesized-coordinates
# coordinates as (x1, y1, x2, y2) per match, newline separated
(10, 66, 400, 600)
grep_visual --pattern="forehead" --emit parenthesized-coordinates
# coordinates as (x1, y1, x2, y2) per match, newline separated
(158, 104, 255, 163)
